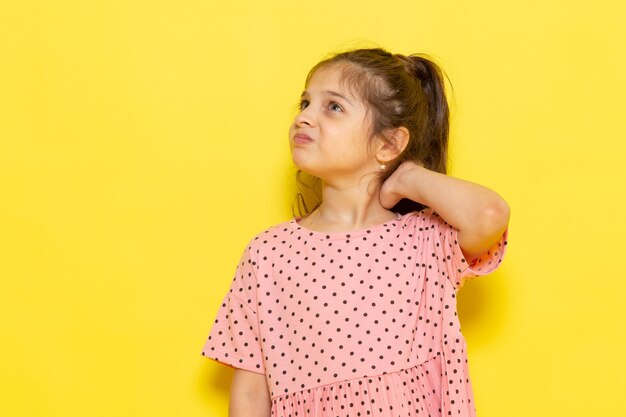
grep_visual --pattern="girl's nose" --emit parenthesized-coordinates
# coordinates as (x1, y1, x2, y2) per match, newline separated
(294, 106, 315, 127)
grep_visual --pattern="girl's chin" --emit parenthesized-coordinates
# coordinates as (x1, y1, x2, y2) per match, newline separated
(291, 162, 321, 177)
(291, 155, 314, 169)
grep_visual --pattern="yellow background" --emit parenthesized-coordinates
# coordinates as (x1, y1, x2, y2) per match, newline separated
(1, 0, 624, 416)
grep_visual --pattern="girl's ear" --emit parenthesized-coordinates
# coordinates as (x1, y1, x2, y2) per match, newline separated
(376, 127, 410, 160)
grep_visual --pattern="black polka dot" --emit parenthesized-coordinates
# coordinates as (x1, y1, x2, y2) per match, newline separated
(201, 208, 508, 416)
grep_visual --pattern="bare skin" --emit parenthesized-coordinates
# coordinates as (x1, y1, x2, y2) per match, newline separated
(298, 158, 510, 263)
(229, 369, 271, 417)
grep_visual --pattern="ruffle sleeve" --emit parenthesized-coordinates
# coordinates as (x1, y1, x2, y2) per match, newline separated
(201, 243, 266, 374)
(422, 207, 509, 291)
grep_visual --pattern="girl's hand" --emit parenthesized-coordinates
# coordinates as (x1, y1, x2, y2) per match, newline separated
(379, 160, 423, 209)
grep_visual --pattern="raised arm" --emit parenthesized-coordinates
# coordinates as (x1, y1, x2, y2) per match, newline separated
(380, 161, 510, 263)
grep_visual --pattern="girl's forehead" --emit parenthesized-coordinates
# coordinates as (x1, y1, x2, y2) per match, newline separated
(305, 64, 362, 102)
(307, 65, 344, 88)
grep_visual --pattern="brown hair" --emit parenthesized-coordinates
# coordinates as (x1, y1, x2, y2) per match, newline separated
(292, 47, 452, 217)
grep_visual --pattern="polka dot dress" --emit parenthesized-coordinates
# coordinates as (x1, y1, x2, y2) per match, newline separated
(202, 207, 508, 417)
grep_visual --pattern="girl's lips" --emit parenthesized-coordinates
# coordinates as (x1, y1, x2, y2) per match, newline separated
(294, 133, 313, 144)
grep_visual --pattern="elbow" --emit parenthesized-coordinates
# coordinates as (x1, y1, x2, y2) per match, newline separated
(482, 197, 510, 235)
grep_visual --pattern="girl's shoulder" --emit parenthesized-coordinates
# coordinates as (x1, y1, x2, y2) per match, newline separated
(240, 217, 295, 248)
(405, 206, 448, 228)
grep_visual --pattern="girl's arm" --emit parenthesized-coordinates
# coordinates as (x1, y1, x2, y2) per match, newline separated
(229, 369, 271, 417)
(381, 161, 510, 263)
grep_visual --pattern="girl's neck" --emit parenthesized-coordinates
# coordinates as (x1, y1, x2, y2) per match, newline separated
(300, 180, 396, 231)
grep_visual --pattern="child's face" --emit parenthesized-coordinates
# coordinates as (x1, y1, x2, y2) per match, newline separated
(289, 64, 380, 183)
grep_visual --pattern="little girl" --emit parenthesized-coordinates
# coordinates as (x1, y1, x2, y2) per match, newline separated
(201, 47, 510, 417)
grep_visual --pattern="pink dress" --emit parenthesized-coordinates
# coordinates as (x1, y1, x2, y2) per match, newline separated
(202, 208, 509, 417)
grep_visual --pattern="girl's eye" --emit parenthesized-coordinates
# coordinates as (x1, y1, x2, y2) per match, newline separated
(297, 99, 343, 112)
(329, 102, 343, 112)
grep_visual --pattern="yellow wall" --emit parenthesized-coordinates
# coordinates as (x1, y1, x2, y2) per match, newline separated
(1, 1, 624, 416)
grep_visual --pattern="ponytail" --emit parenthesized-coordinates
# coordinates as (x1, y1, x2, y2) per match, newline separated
(407, 55, 450, 175)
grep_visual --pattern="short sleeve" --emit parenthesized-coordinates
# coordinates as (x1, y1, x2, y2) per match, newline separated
(421, 207, 509, 291)
(201, 243, 266, 374)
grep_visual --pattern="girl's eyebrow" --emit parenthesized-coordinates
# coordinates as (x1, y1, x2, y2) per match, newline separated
(300, 89, 353, 106)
